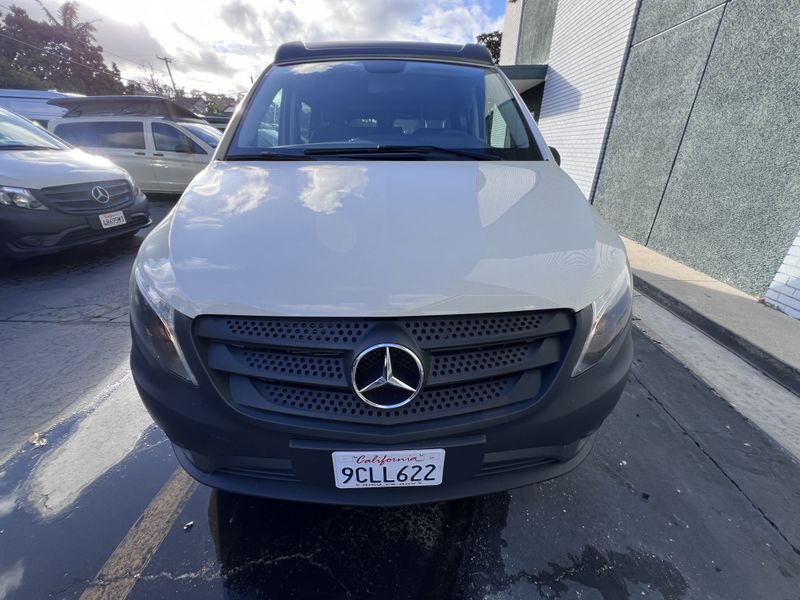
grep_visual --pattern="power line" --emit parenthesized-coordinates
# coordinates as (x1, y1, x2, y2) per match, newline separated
(0, 27, 228, 93)
(0, 2, 224, 90)
(0, 30, 143, 86)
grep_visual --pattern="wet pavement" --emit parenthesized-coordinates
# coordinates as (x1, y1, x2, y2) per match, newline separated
(2, 198, 800, 599)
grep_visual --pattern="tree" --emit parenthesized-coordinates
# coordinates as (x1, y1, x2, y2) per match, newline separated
(0, 2, 126, 94)
(36, 0, 98, 39)
(477, 30, 502, 65)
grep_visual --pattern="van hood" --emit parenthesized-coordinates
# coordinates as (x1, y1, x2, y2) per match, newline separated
(0, 148, 128, 188)
(138, 160, 627, 318)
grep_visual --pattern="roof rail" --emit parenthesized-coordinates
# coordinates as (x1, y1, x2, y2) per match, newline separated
(273, 41, 494, 66)
(46, 96, 204, 121)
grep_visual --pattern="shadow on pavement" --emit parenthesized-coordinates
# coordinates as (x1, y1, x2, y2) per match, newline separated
(206, 490, 509, 599)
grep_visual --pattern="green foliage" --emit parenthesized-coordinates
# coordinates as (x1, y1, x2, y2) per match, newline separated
(0, 57, 47, 88)
(476, 30, 502, 65)
(0, 2, 126, 94)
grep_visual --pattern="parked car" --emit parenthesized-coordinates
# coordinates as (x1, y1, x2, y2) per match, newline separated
(0, 88, 78, 126)
(0, 107, 150, 266)
(204, 114, 231, 132)
(130, 42, 633, 505)
(47, 98, 222, 194)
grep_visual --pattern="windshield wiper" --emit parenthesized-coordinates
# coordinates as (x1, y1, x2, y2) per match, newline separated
(303, 145, 501, 160)
(226, 151, 310, 161)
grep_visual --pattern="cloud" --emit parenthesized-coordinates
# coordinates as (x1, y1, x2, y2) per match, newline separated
(7, 0, 504, 94)
(219, 0, 265, 44)
(171, 24, 232, 76)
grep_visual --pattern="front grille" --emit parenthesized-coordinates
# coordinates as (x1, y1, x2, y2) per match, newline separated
(59, 214, 149, 244)
(194, 311, 574, 425)
(219, 465, 300, 483)
(477, 456, 557, 477)
(35, 179, 133, 215)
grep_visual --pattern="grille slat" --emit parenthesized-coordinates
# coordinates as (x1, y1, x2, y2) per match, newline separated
(234, 373, 525, 425)
(207, 344, 348, 388)
(194, 310, 574, 425)
(427, 338, 561, 385)
(35, 179, 133, 215)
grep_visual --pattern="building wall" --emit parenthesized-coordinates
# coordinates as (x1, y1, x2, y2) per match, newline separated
(515, 0, 558, 65)
(767, 230, 800, 319)
(593, 0, 800, 309)
(535, 0, 639, 199)
(499, 0, 524, 65)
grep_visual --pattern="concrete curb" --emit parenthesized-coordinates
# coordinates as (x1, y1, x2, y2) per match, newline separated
(633, 274, 800, 398)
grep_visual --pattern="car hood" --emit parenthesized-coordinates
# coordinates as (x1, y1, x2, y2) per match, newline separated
(139, 160, 627, 318)
(0, 148, 128, 188)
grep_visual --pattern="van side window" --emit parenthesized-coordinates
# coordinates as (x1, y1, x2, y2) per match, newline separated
(152, 123, 205, 154)
(258, 89, 282, 147)
(54, 121, 145, 149)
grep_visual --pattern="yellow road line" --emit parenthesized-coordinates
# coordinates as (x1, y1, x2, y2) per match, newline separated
(80, 468, 197, 600)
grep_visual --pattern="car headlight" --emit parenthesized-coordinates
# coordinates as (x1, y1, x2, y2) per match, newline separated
(131, 264, 197, 384)
(572, 262, 632, 376)
(0, 186, 47, 210)
(124, 174, 143, 198)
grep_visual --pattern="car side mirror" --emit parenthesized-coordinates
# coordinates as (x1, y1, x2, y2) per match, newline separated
(549, 146, 561, 166)
(174, 143, 193, 154)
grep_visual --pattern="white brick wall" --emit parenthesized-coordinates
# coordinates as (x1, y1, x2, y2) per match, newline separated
(766, 229, 800, 319)
(536, 0, 638, 199)
(499, 0, 524, 65)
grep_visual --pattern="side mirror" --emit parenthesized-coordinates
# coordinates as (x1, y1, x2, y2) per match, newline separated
(549, 146, 561, 166)
(174, 143, 193, 154)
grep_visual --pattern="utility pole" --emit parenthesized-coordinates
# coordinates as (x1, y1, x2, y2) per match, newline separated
(155, 55, 178, 98)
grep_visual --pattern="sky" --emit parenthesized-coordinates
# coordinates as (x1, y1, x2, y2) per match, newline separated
(9, 0, 507, 96)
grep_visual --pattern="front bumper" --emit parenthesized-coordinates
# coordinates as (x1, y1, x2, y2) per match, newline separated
(0, 194, 151, 259)
(131, 311, 632, 506)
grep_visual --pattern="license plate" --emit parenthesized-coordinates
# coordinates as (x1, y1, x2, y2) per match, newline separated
(332, 449, 445, 489)
(99, 211, 126, 229)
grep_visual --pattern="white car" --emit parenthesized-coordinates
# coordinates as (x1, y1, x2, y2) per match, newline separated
(47, 116, 221, 194)
(0, 88, 79, 126)
(0, 107, 149, 265)
(130, 42, 633, 506)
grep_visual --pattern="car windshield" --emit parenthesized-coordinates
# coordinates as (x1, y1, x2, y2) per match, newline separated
(180, 122, 223, 148)
(227, 60, 541, 160)
(0, 110, 66, 151)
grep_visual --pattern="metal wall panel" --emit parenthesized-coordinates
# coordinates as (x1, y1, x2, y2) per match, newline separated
(536, 0, 638, 199)
(499, 0, 524, 65)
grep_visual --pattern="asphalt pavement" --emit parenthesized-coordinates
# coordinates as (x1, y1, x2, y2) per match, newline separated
(1, 198, 799, 600)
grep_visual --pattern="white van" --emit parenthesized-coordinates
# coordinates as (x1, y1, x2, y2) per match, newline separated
(130, 41, 633, 505)
(47, 116, 222, 194)
(0, 89, 79, 126)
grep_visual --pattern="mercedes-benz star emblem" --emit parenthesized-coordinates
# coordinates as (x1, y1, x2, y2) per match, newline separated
(91, 186, 111, 204)
(351, 343, 424, 409)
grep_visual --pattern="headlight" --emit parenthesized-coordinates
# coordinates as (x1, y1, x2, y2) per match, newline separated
(572, 263, 632, 376)
(131, 264, 197, 384)
(0, 186, 47, 210)
(124, 174, 143, 198)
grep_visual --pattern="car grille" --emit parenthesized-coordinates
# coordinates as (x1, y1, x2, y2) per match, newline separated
(35, 179, 133, 215)
(194, 311, 575, 425)
(58, 214, 150, 244)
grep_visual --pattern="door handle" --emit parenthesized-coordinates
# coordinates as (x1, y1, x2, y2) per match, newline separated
(153, 152, 164, 157)
(134, 151, 146, 155)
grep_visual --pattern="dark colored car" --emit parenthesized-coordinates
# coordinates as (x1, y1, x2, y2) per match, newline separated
(0, 107, 150, 265)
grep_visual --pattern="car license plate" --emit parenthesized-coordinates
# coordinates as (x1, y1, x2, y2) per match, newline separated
(332, 449, 445, 489)
(99, 211, 126, 229)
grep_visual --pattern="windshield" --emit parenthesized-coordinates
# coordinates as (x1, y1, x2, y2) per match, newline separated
(0, 110, 66, 151)
(181, 122, 223, 148)
(227, 60, 541, 160)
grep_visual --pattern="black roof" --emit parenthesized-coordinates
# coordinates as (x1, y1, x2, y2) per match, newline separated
(273, 41, 494, 66)
(47, 96, 203, 121)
